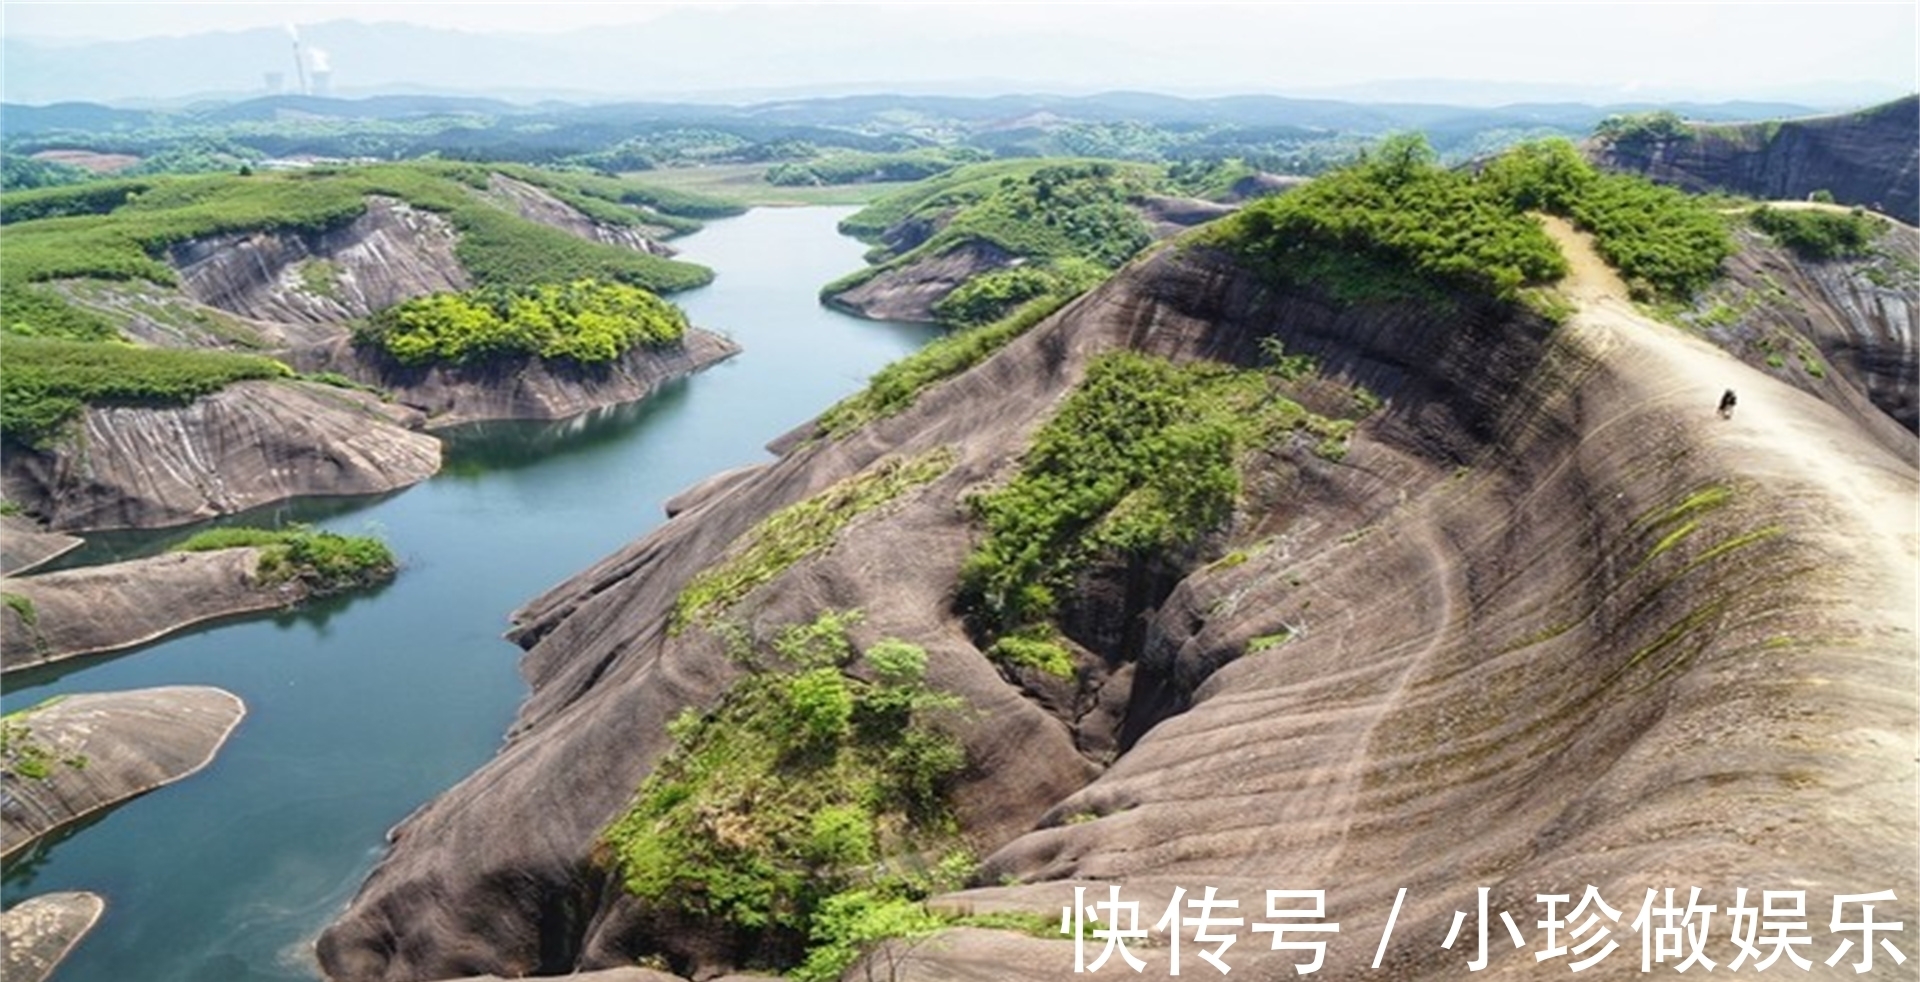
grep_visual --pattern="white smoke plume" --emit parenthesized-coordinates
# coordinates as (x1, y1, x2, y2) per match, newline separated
(308, 47, 331, 73)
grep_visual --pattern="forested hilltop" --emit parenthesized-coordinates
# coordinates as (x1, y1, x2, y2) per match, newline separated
(0, 159, 743, 531)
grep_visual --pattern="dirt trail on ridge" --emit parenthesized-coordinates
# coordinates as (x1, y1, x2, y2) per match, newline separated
(1541, 216, 1917, 632)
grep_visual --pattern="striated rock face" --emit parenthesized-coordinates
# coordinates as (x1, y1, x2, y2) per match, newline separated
(169, 197, 471, 327)
(825, 240, 1014, 322)
(1698, 223, 1919, 438)
(483, 174, 678, 256)
(0, 892, 106, 982)
(1, 548, 300, 670)
(294, 329, 740, 429)
(1595, 96, 1920, 224)
(0, 516, 80, 576)
(318, 238, 1915, 981)
(0, 380, 440, 532)
(1, 687, 246, 860)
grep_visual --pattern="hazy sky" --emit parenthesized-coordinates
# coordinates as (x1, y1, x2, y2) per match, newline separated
(3, 2, 1915, 100)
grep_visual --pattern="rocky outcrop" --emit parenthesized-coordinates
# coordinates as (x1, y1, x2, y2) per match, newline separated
(661, 463, 767, 519)
(0, 516, 80, 575)
(169, 196, 471, 327)
(824, 240, 1014, 322)
(296, 329, 740, 429)
(1694, 222, 1918, 438)
(1595, 96, 1920, 224)
(0, 380, 440, 532)
(1, 686, 246, 859)
(0, 547, 305, 670)
(483, 175, 677, 256)
(318, 235, 1916, 980)
(0, 892, 105, 982)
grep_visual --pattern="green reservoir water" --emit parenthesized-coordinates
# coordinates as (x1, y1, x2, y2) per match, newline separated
(0, 207, 941, 982)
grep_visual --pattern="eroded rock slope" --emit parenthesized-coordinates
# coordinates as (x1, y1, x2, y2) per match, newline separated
(318, 224, 1916, 981)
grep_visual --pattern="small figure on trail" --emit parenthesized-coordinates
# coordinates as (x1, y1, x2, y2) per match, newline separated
(1718, 388, 1737, 419)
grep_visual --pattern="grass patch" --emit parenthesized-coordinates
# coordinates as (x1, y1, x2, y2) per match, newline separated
(297, 259, 341, 300)
(1749, 205, 1885, 260)
(1, 282, 119, 341)
(1, 708, 88, 782)
(985, 631, 1075, 679)
(356, 279, 687, 365)
(602, 610, 969, 978)
(3, 591, 38, 629)
(673, 448, 955, 632)
(815, 292, 1074, 439)
(174, 524, 396, 594)
(0, 335, 289, 448)
(1247, 629, 1294, 653)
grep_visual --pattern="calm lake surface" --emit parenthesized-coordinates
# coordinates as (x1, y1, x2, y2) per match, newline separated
(0, 206, 940, 982)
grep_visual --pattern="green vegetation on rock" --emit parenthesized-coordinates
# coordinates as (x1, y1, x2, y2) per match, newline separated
(1, 704, 87, 782)
(1212, 135, 1731, 304)
(0, 282, 119, 342)
(1748, 205, 1886, 260)
(357, 279, 688, 365)
(0, 163, 714, 293)
(767, 148, 987, 187)
(673, 449, 955, 632)
(602, 610, 969, 977)
(960, 351, 1359, 661)
(0, 336, 289, 448)
(174, 525, 396, 594)
(815, 293, 1075, 439)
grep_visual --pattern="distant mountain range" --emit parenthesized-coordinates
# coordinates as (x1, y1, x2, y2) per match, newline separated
(2, 11, 1906, 109)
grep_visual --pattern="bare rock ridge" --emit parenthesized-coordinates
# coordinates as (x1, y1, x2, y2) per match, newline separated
(316, 222, 1916, 981)
(0, 892, 106, 982)
(1, 686, 247, 861)
(482, 174, 679, 256)
(1596, 95, 1920, 224)
(170, 196, 472, 330)
(1, 380, 441, 532)
(0, 516, 81, 576)
(1, 547, 304, 671)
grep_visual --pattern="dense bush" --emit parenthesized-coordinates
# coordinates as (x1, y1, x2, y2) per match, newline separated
(0, 336, 288, 448)
(603, 611, 968, 975)
(175, 525, 396, 594)
(1217, 135, 1730, 303)
(766, 148, 985, 187)
(0, 178, 154, 224)
(1, 283, 118, 341)
(1594, 110, 1692, 147)
(1214, 134, 1568, 301)
(1749, 204, 1885, 260)
(929, 258, 1103, 329)
(358, 279, 688, 365)
(959, 351, 1356, 661)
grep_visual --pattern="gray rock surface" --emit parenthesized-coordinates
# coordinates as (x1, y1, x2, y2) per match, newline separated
(0, 891, 106, 982)
(0, 516, 81, 576)
(1, 380, 440, 532)
(169, 197, 471, 327)
(318, 236, 1915, 982)
(1, 686, 246, 859)
(483, 174, 678, 256)
(1, 547, 299, 671)
(298, 329, 740, 429)
(826, 240, 1014, 322)
(1595, 95, 1919, 224)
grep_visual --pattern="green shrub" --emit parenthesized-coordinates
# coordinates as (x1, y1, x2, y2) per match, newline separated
(0, 282, 119, 341)
(673, 448, 955, 631)
(602, 612, 967, 974)
(986, 632, 1075, 678)
(1209, 134, 1568, 302)
(960, 351, 1355, 645)
(175, 525, 396, 594)
(0, 336, 289, 448)
(357, 279, 688, 365)
(1749, 205, 1885, 260)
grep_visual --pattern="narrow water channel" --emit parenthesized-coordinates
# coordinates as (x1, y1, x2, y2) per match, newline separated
(0, 206, 940, 982)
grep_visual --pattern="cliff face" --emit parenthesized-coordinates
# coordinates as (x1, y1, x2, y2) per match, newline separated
(1, 381, 440, 532)
(295, 329, 740, 429)
(169, 197, 472, 327)
(0, 547, 301, 669)
(1595, 96, 1920, 224)
(317, 236, 1915, 981)
(1690, 222, 1918, 438)
(482, 175, 678, 256)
